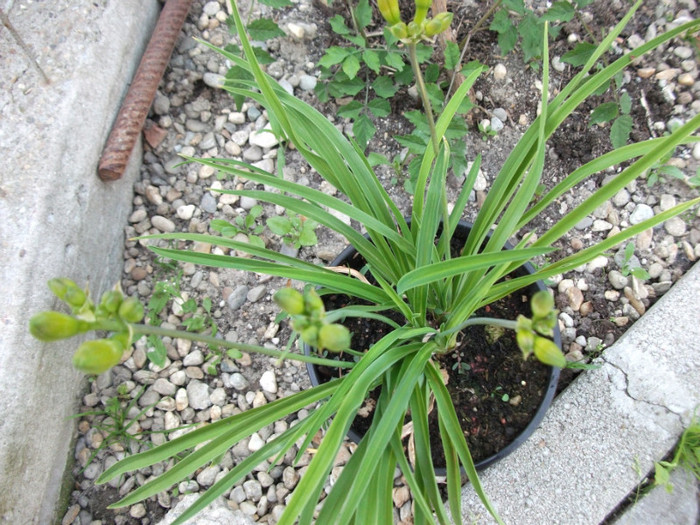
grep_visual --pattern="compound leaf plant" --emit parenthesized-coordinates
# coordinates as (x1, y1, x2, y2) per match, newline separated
(29, 0, 700, 523)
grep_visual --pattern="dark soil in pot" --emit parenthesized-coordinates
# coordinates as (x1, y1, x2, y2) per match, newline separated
(306, 222, 560, 470)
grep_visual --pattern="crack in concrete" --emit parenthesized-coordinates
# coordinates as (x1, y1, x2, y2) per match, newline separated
(601, 354, 685, 425)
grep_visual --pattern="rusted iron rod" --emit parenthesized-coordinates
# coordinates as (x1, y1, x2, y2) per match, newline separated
(98, 0, 193, 181)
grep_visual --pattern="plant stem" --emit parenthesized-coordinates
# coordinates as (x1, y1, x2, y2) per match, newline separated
(129, 323, 355, 369)
(344, 0, 367, 41)
(442, 317, 518, 339)
(408, 42, 439, 155)
(447, 0, 502, 99)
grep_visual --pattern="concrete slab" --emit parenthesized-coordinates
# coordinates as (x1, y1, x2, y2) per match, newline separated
(0, 1, 159, 522)
(614, 468, 699, 525)
(460, 262, 700, 524)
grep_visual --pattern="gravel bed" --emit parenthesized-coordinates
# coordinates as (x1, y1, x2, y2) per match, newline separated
(64, 0, 700, 523)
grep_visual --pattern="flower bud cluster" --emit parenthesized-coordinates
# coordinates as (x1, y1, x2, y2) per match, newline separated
(29, 279, 145, 375)
(378, 0, 453, 44)
(515, 290, 566, 368)
(274, 288, 351, 353)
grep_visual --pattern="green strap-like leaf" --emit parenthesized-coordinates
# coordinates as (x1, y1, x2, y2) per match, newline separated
(426, 362, 504, 525)
(397, 247, 553, 294)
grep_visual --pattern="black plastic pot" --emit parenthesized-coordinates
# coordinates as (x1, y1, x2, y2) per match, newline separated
(304, 221, 561, 471)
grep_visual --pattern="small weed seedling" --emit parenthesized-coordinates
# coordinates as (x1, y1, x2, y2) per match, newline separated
(146, 270, 217, 368)
(618, 242, 650, 280)
(655, 416, 700, 492)
(73, 385, 160, 469)
(209, 205, 266, 247)
(266, 212, 319, 249)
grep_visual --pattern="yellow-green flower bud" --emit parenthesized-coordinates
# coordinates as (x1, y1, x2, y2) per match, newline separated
(48, 278, 87, 308)
(301, 325, 319, 348)
(100, 290, 123, 314)
(532, 311, 557, 337)
(72, 339, 123, 375)
(291, 316, 310, 332)
(377, 0, 401, 25)
(516, 328, 535, 357)
(303, 289, 325, 317)
(273, 288, 305, 316)
(118, 296, 144, 323)
(413, 0, 432, 25)
(29, 311, 87, 342)
(532, 337, 566, 368)
(531, 290, 554, 318)
(318, 323, 351, 352)
(389, 22, 408, 40)
(407, 21, 422, 38)
(424, 12, 453, 36)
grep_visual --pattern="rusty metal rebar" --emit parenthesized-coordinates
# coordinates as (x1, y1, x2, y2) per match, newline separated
(98, 0, 194, 181)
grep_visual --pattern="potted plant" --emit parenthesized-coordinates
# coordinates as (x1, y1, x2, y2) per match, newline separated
(30, 0, 700, 523)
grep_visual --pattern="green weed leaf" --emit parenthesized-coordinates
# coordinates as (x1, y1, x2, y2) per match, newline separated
(367, 152, 390, 166)
(543, 1, 575, 22)
(384, 51, 406, 71)
(503, 0, 526, 15)
(619, 92, 632, 115)
(338, 100, 364, 120)
(353, 113, 376, 149)
(519, 14, 545, 62)
(258, 0, 293, 6)
(589, 102, 619, 125)
(561, 42, 596, 66)
(658, 165, 686, 180)
(247, 18, 285, 41)
(355, 0, 372, 29)
(414, 44, 434, 63)
(395, 133, 428, 154)
(444, 41, 460, 70)
(491, 11, 517, 55)
(329, 15, 351, 35)
(318, 47, 351, 68)
(342, 54, 361, 79)
(610, 114, 633, 148)
(368, 98, 391, 118)
(372, 76, 398, 98)
(362, 50, 381, 73)
(267, 216, 293, 235)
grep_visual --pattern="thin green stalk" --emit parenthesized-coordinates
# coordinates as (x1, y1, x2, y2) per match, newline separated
(408, 42, 439, 155)
(129, 323, 355, 369)
(438, 317, 518, 344)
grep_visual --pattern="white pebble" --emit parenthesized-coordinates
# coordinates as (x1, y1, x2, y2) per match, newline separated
(260, 370, 278, 393)
(176, 204, 195, 220)
(493, 64, 507, 81)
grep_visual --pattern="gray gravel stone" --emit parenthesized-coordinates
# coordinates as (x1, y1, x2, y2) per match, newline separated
(196, 465, 221, 487)
(183, 349, 204, 366)
(664, 216, 687, 236)
(201, 193, 218, 213)
(187, 380, 212, 410)
(153, 378, 177, 397)
(230, 373, 249, 390)
(203, 72, 226, 89)
(247, 285, 267, 302)
(244, 479, 263, 501)
(227, 285, 249, 311)
(608, 270, 629, 290)
(299, 74, 317, 91)
(490, 116, 504, 132)
(629, 203, 654, 224)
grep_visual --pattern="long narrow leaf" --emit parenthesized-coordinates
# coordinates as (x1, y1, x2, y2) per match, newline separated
(97, 380, 338, 485)
(148, 246, 388, 304)
(426, 362, 504, 525)
(397, 247, 553, 294)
